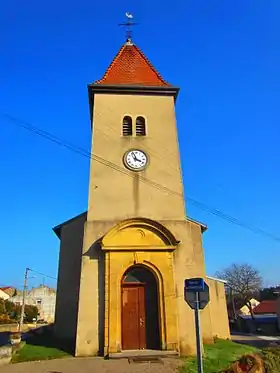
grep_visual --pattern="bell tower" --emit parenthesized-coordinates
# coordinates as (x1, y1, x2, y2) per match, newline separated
(87, 40, 185, 221)
(54, 29, 230, 358)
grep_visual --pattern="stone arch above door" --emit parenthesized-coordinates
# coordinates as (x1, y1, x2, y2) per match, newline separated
(102, 218, 179, 249)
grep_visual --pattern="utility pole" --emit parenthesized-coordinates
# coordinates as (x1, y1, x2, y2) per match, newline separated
(230, 287, 237, 320)
(19, 267, 29, 333)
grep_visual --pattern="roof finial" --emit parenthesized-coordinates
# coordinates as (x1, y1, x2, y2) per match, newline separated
(118, 12, 138, 44)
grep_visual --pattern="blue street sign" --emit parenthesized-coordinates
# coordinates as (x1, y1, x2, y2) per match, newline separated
(184, 278, 210, 373)
(184, 277, 205, 292)
(184, 283, 210, 310)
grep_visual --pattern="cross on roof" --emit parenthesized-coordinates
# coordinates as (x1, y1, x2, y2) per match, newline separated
(118, 12, 138, 43)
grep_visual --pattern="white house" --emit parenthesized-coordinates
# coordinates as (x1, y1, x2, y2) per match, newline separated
(0, 289, 9, 300)
(239, 298, 260, 315)
(10, 285, 56, 323)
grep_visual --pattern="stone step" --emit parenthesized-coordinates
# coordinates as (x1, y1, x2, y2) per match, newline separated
(109, 349, 179, 360)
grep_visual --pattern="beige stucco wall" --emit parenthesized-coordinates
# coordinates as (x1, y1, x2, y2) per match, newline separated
(56, 87, 230, 358)
(75, 220, 108, 357)
(207, 278, 230, 340)
(75, 91, 189, 357)
(74, 218, 217, 357)
(54, 213, 86, 343)
(88, 93, 186, 222)
(0, 290, 9, 300)
(171, 220, 214, 355)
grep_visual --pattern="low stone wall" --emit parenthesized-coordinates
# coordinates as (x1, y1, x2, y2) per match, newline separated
(0, 324, 18, 333)
(0, 345, 12, 366)
(0, 324, 54, 366)
(0, 323, 38, 333)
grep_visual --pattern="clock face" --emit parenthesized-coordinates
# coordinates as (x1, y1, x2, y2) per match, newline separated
(124, 149, 148, 171)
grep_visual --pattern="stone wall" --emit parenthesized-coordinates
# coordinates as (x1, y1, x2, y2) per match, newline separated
(0, 345, 12, 366)
(0, 324, 35, 333)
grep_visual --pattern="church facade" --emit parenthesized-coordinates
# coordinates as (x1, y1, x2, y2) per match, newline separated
(53, 38, 230, 357)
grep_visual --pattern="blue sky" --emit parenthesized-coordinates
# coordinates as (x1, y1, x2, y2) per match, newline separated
(1, 1, 280, 290)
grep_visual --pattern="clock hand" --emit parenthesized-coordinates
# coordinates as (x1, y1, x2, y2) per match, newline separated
(132, 152, 142, 162)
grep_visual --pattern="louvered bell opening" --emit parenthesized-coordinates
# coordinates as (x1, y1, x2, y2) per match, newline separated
(123, 116, 132, 136)
(136, 116, 146, 136)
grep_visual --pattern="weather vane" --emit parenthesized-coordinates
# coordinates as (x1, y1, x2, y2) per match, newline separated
(119, 12, 138, 43)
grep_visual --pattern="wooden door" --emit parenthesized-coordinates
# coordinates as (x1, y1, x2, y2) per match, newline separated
(122, 285, 146, 350)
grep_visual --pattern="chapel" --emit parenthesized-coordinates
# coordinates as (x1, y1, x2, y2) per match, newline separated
(53, 31, 230, 357)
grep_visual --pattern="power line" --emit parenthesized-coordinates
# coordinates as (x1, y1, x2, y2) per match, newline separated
(187, 198, 280, 242)
(1, 113, 184, 197)
(0, 270, 56, 297)
(28, 268, 57, 281)
(2, 112, 280, 243)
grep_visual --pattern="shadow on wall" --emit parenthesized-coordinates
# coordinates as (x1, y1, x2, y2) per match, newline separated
(83, 239, 105, 356)
(0, 332, 10, 347)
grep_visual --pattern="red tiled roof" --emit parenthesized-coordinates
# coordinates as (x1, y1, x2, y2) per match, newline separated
(0, 287, 12, 291)
(253, 300, 277, 314)
(95, 42, 170, 87)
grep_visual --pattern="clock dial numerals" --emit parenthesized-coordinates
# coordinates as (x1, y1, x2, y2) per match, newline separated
(124, 150, 148, 171)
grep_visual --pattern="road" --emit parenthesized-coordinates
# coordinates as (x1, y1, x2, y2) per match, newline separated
(231, 332, 280, 348)
(0, 356, 182, 373)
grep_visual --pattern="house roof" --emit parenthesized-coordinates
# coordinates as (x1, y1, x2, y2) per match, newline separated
(253, 300, 278, 314)
(0, 286, 14, 291)
(53, 211, 87, 238)
(94, 41, 170, 87)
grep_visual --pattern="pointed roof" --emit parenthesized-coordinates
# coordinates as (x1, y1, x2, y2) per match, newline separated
(94, 42, 170, 87)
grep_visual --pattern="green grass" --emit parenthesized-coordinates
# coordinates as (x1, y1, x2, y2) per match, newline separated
(181, 339, 259, 373)
(11, 335, 259, 369)
(12, 335, 71, 363)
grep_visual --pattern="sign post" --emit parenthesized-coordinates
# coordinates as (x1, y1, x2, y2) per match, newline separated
(194, 291, 203, 373)
(184, 278, 210, 373)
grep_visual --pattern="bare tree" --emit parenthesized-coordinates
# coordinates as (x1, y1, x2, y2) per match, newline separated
(216, 263, 262, 320)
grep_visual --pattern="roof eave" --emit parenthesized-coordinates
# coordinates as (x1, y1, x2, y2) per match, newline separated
(87, 84, 180, 127)
(88, 83, 179, 95)
(206, 275, 228, 284)
(187, 217, 208, 233)
(53, 211, 87, 239)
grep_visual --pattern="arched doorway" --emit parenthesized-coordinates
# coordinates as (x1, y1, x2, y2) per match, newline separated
(121, 265, 161, 350)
